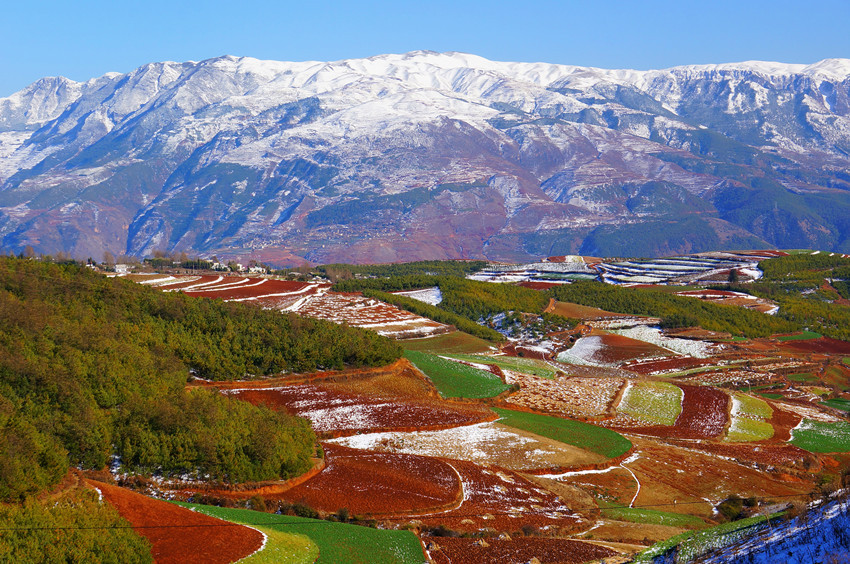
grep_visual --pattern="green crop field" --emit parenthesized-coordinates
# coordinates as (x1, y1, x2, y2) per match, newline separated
(733, 393, 773, 419)
(492, 407, 631, 458)
(726, 417, 774, 442)
(726, 393, 774, 442)
(401, 331, 493, 354)
(635, 513, 781, 563)
(791, 420, 850, 453)
(822, 398, 850, 413)
(759, 392, 784, 400)
(618, 381, 683, 426)
(404, 350, 511, 398)
(843, 358, 850, 366)
(175, 504, 424, 564)
(443, 353, 557, 379)
(776, 331, 822, 341)
(598, 501, 704, 528)
(788, 372, 818, 383)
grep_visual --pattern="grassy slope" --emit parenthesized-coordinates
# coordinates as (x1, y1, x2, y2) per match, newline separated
(443, 353, 557, 379)
(618, 381, 683, 426)
(176, 504, 423, 564)
(492, 407, 631, 458)
(400, 332, 493, 354)
(403, 350, 511, 398)
(791, 420, 850, 453)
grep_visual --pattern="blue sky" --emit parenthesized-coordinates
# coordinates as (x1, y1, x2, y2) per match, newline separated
(2, 0, 849, 96)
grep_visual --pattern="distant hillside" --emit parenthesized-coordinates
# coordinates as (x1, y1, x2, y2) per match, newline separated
(0, 257, 400, 500)
(1, 53, 850, 263)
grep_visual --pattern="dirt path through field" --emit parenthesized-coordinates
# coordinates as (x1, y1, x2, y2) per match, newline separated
(87, 480, 264, 564)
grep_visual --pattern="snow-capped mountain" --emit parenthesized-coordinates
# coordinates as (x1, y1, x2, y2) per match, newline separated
(2, 51, 850, 264)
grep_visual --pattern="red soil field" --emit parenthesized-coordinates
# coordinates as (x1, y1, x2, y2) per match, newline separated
(279, 444, 462, 515)
(624, 356, 713, 375)
(228, 384, 495, 434)
(768, 406, 804, 442)
(155, 275, 222, 290)
(87, 480, 263, 564)
(517, 281, 562, 290)
(610, 384, 728, 439)
(591, 333, 670, 364)
(780, 337, 850, 355)
(428, 537, 616, 564)
(673, 384, 729, 438)
(417, 460, 577, 532)
(688, 442, 811, 468)
(184, 279, 323, 300)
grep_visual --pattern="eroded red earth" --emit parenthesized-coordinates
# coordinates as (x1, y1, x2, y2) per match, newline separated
(88, 480, 263, 564)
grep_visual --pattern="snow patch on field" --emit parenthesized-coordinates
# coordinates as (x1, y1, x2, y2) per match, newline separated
(394, 287, 443, 305)
(327, 422, 571, 468)
(556, 336, 608, 366)
(612, 325, 716, 358)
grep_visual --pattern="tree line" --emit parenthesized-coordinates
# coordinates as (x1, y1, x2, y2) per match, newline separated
(0, 257, 401, 501)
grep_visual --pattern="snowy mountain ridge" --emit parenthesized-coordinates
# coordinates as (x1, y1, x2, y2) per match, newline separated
(1, 51, 850, 264)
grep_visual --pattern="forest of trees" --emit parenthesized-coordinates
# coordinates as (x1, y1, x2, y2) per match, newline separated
(0, 489, 152, 562)
(334, 275, 551, 334)
(318, 260, 489, 281)
(0, 258, 401, 501)
(547, 281, 799, 337)
(741, 254, 850, 340)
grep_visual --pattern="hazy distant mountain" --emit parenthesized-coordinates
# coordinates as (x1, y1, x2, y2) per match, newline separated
(2, 51, 849, 264)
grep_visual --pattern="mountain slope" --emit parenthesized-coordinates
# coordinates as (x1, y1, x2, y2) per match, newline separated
(1, 52, 850, 263)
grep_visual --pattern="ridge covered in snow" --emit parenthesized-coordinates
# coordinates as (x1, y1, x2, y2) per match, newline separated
(1, 52, 850, 263)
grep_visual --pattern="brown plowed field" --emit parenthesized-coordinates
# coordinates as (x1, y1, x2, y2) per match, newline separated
(780, 337, 850, 355)
(155, 275, 221, 290)
(417, 460, 577, 532)
(591, 333, 670, 364)
(624, 356, 714, 375)
(548, 301, 633, 320)
(87, 480, 263, 564)
(517, 281, 562, 290)
(609, 384, 728, 439)
(768, 406, 804, 441)
(687, 442, 811, 468)
(184, 279, 323, 300)
(279, 444, 462, 515)
(428, 537, 616, 564)
(228, 384, 494, 434)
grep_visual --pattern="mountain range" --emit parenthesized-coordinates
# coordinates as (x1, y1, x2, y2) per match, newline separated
(2, 51, 850, 265)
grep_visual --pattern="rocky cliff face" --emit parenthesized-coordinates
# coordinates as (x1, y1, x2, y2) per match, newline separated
(1, 52, 849, 264)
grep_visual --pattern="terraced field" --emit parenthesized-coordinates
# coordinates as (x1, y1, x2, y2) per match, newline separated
(403, 350, 511, 398)
(617, 381, 684, 426)
(726, 393, 774, 442)
(492, 407, 632, 458)
(180, 504, 424, 564)
(443, 353, 557, 378)
(791, 420, 850, 453)
(503, 373, 624, 418)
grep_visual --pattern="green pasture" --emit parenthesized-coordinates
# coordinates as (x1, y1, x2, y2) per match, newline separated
(618, 381, 683, 426)
(175, 504, 423, 564)
(635, 513, 783, 563)
(403, 350, 511, 398)
(401, 331, 493, 354)
(776, 331, 822, 342)
(822, 398, 850, 413)
(790, 419, 850, 453)
(492, 407, 631, 458)
(443, 353, 557, 379)
(598, 500, 704, 528)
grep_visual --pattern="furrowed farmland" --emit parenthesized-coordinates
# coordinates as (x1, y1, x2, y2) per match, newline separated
(9, 251, 850, 563)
